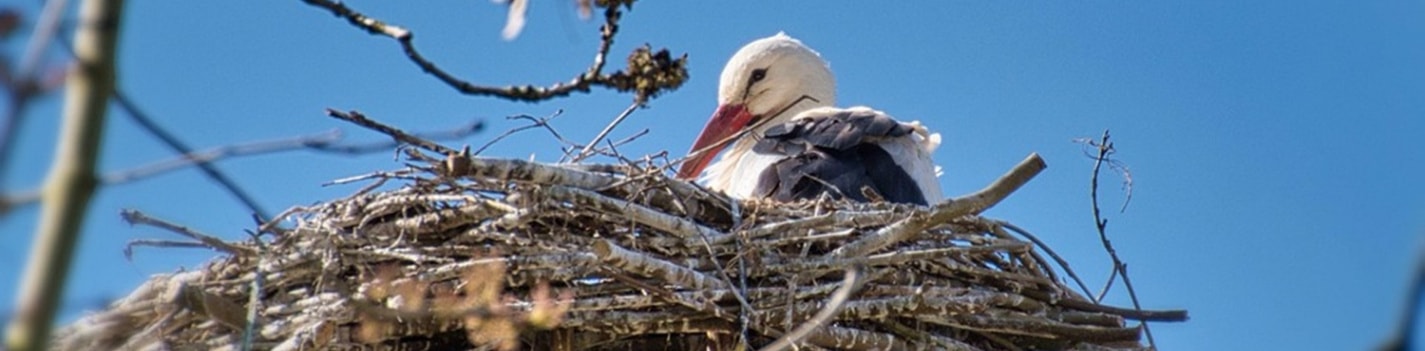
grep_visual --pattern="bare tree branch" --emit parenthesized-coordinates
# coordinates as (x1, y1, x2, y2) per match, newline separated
(1084, 129, 1155, 347)
(299, 0, 686, 103)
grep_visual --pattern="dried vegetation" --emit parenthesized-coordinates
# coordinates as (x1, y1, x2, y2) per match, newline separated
(53, 144, 1187, 350)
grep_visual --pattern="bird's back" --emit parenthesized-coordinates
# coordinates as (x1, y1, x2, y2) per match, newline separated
(750, 106, 943, 205)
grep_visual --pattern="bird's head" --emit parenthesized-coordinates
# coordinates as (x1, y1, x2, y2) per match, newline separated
(677, 32, 836, 180)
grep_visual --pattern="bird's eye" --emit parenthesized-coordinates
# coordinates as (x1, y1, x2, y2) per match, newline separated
(749, 68, 768, 84)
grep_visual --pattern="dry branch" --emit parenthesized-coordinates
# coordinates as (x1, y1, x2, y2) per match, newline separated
(1082, 130, 1159, 347)
(300, 0, 686, 103)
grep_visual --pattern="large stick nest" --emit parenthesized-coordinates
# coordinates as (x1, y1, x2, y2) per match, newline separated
(54, 152, 1186, 351)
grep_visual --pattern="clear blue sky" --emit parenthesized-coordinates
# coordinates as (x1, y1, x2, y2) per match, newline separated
(3, 1, 1423, 350)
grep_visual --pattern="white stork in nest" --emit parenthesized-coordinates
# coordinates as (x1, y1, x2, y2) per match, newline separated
(676, 33, 944, 205)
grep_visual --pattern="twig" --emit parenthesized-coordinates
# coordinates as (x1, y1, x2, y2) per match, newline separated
(120, 209, 254, 257)
(0, 21, 479, 222)
(50, 21, 283, 221)
(299, 0, 683, 103)
(105, 129, 335, 183)
(311, 118, 484, 154)
(1044, 294, 1187, 322)
(1, 122, 482, 213)
(103, 121, 478, 182)
(1095, 267, 1119, 302)
(325, 109, 453, 155)
(608, 128, 650, 150)
(1076, 134, 1134, 213)
(1085, 129, 1155, 347)
(472, 111, 568, 156)
(570, 100, 641, 163)
(109, 90, 273, 220)
(758, 265, 864, 351)
(995, 220, 1095, 299)
(123, 239, 212, 260)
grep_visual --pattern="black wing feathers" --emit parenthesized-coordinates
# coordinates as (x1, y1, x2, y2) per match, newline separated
(752, 110, 928, 205)
(754, 110, 915, 153)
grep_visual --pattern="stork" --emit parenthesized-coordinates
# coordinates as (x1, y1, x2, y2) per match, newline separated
(676, 33, 944, 205)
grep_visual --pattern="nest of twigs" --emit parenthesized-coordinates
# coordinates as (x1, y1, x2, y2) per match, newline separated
(53, 149, 1187, 351)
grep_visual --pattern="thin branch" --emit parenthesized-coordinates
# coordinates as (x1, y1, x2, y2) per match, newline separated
(325, 109, 453, 155)
(1076, 135, 1134, 213)
(472, 111, 569, 156)
(607, 128, 650, 150)
(119, 209, 254, 257)
(323, 169, 415, 187)
(1095, 265, 1119, 303)
(37, 11, 280, 222)
(105, 129, 336, 183)
(0, 121, 483, 214)
(570, 100, 641, 163)
(995, 220, 1095, 300)
(313, 119, 484, 154)
(111, 91, 273, 220)
(758, 265, 864, 351)
(299, 0, 684, 103)
(1085, 129, 1154, 347)
(123, 239, 211, 255)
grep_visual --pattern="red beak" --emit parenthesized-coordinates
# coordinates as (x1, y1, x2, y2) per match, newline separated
(676, 104, 754, 180)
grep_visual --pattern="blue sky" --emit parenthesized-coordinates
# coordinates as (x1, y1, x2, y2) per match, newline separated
(3, 1, 1423, 350)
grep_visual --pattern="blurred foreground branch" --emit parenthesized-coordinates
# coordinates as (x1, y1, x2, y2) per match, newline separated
(1379, 247, 1425, 351)
(5, 0, 124, 350)
(0, 0, 69, 188)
